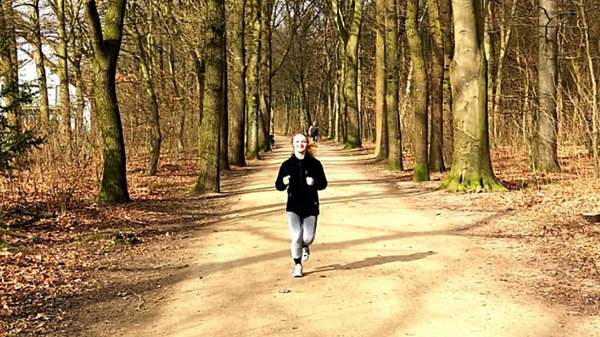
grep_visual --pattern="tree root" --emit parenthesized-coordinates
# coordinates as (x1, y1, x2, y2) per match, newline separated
(1, 208, 57, 229)
(440, 172, 507, 192)
(0, 228, 29, 238)
(414, 164, 429, 182)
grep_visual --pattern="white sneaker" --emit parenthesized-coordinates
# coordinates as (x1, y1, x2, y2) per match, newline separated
(302, 246, 310, 262)
(292, 264, 303, 278)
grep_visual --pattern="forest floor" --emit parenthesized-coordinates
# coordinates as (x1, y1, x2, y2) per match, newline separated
(2, 137, 600, 336)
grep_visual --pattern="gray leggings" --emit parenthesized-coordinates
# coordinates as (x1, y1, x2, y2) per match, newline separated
(287, 212, 318, 259)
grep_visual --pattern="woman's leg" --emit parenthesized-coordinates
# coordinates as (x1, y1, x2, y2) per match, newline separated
(302, 215, 318, 247)
(287, 212, 303, 260)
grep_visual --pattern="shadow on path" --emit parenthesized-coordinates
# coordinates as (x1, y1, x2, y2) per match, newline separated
(305, 251, 437, 275)
(65, 210, 506, 318)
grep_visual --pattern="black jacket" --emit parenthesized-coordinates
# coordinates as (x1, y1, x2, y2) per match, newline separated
(275, 154, 328, 217)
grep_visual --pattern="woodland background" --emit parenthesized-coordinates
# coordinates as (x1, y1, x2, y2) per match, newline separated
(1, 0, 600, 335)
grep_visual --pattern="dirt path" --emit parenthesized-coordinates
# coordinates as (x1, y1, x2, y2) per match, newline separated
(85, 138, 600, 337)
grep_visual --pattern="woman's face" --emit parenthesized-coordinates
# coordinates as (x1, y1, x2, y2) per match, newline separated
(292, 134, 307, 154)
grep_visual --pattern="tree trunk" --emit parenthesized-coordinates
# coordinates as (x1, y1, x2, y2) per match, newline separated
(246, 0, 261, 160)
(57, 0, 71, 138)
(73, 60, 86, 137)
(89, 81, 99, 142)
(332, 0, 363, 148)
(336, 40, 343, 142)
(427, 0, 445, 172)
(331, 65, 339, 140)
(195, 0, 225, 193)
(299, 71, 311, 132)
(406, 0, 429, 181)
(85, 0, 130, 203)
(338, 37, 346, 143)
(283, 94, 290, 134)
(385, 0, 402, 170)
(534, 0, 560, 173)
(166, 45, 184, 155)
(160, 1, 185, 155)
(30, 0, 50, 134)
(439, 0, 453, 165)
(221, 61, 230, 171)
(357, 49, 363, 140)
(132, 27, 162, 176)
(375, 0, 388, 159)
(577, 1, 599, 177)
(440, 0, 505, 192)
(516, 47, 534, 163)
(491, 0, 517, 147)
(226, 0, 246, 166)
(194, 53, 206, 131)
(342, 1, 362, 148)
(324, 38, 336, 141)
(0, 0, 21, 130)
(259, 0, 273, 151)
(220, 13, 230, 171)
(484, 0, 495, 143)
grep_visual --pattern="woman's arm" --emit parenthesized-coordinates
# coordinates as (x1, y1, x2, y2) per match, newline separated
(275, 162, 289, 191)
(313, 160, 328, 190)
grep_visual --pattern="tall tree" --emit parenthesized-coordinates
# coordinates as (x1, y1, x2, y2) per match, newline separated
(85, 0, 130, 202)
(332, 0, 363, 148)
(490, 0, 517, 143)
(385, 0, 402, 170)
(195, 0, 225, 193)
(336, 38, 345, 142)
(439, 0, 453, 164)
(27, 0, 51, 134)
(0, 0, 21, 130)
(69, 14, 88, 140)
(160, 2, 187, 155)
(575, 0, 599, 177)
(375, 0, 388, 160)
(220, 59, 229, 170)
(297, 57, 311, 132)
(406, 0, 429, 181)
(127, 6, 162, 176)
(427, 0, 445, 172)
(56, 0, 72, 137)
(483, 0, 495, 141)
(534, 0, 560, 172)
(194, 49, 206, 136)
(246, 0, 261, 160)
(259, 0, 273, 151)
(440, 0, 505, 192)
(227, 0, 246, 166)
(324, 17, 336, 141)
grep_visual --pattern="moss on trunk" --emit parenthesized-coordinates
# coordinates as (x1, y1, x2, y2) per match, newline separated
(441, 0, 505, 193)
(414, 164, 430, 182)
(194, 0, 225, 193)
(407, 0, 429, 182)
(86, 0, 129, 203)
(440, 171, 506, 192)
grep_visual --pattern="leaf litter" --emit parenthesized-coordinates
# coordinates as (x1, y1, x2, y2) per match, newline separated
(2, 145, 600, 335)
(1, 156, 231, 336)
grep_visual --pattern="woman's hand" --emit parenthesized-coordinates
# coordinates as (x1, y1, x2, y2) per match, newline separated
(283, 175, 291, 185)
(306, 177, 315, 186)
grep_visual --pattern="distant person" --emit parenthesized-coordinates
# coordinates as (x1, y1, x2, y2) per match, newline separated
(308, 121, 319, 143)
(275, 132, 328, 277)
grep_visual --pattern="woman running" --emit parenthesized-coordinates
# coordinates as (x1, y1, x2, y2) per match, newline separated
(275, 133, 328, 277)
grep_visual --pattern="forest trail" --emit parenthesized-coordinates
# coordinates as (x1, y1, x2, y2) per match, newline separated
(86, 137, 600, 337)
